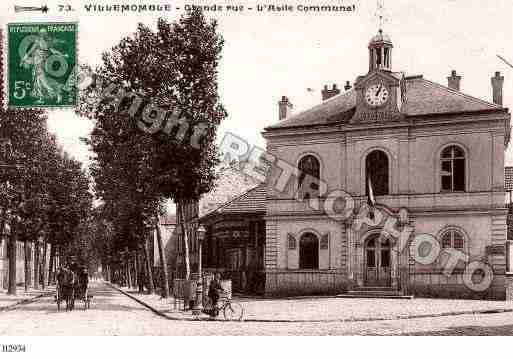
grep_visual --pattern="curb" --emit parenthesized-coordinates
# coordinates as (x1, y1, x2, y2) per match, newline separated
(106, 282, 513, 324)
(106, 282, 210, 322)
(0, 291, 54, 312)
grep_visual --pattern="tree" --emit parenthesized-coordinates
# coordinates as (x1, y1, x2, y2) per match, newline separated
(151, 11, 226, 280)
(0, 106, 93, 294)
(0, 108, 48, 294)
(81, 9, 226, 297)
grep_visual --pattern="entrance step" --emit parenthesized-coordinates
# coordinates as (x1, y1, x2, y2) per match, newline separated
(351, 286, 397, 292)
(337, 287, 413, 299)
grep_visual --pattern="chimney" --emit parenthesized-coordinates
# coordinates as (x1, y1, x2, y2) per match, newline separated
(278, 96, 293, 121)
(491, 71, 504, 106)
(321, 84, 341, 101)
(447, 70, 461, 91)
(344, 81, 351, 91)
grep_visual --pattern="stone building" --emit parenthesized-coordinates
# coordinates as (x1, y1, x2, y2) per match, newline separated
(257, 29, 511, 299)
(174, 164, 263, 283)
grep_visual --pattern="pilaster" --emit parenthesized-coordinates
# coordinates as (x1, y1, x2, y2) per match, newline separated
(265, 220, 278, 270)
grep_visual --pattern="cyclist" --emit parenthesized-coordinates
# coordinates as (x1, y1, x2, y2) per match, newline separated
(208, 273, 223, 316)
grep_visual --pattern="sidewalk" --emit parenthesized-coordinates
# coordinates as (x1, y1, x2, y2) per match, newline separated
(109, 282, 513, 322)
(110, 284, 212, 320)
(0, 285, 55, 311)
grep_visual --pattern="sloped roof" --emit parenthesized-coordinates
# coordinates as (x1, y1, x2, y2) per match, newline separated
(370, 31, 392, 44)
(506, 167, 513, 191)
(199, 164, 263, 217)
(266, 75, 504, 130)
(201, 184, 267, 218)
(268, 88, 357, 129)
(403, 77, 502, 116)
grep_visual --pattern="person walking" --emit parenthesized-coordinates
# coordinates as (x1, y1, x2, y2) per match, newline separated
(137, 270, 145, 293)
(56, 266, 65, 301)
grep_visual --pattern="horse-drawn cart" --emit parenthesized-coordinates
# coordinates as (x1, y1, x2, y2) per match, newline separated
(55, 268, 92, 311)
(55, 283, 75, 311)
(55, 284, 92, 311)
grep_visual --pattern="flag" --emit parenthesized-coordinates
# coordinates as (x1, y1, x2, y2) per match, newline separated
(367, 177, 376, 220)
(367, 177, 376, 206)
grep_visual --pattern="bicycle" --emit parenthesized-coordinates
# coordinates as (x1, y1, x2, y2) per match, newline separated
(204, 293, 244, 321)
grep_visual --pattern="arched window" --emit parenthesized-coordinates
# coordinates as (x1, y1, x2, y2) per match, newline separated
(441, 145, 465, 192)
(299, 232, 319, 269)
(298, 155, 320, 199)
(366, 150, 389, 196)
(441, 229, 464, 250)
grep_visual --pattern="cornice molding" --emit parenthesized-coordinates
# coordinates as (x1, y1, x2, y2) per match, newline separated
(264, 111, 509, 140)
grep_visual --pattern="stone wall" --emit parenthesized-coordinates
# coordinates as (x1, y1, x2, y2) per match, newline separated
(265, 270, 348, 297)
(407, 272, 506, 300)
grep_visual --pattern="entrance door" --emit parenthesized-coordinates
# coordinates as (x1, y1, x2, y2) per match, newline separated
(364, 234, 391, 286)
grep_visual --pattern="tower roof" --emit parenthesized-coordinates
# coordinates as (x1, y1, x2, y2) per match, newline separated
(369, 29, 392, 46)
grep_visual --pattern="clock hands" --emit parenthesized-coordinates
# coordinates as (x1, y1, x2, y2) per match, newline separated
(366, 84, 387, 106)
(375, 84, 383, 97)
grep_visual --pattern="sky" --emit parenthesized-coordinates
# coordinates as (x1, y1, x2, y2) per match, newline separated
(2, 0, 513, 167)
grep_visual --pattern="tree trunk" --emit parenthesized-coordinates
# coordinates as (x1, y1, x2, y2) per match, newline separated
(105, 264, 110, 282)
(136, 252, 145, 293)
(132, 255, 137, 287)
(133, 253, 139, 288)
(178, 202, 191, 280)
(0, 208, 6, 247)
(0, 210, 5, 289)
(47, 243, 55, 286)
(7, 219, 17, 295)
(41, 239, 47, 290)
(143, 238, 154, 294)
(24, 241, 31, 291)
(155, 222, 170, 298)
(33, 241, 40, 290)
(125, 248, 132, 288)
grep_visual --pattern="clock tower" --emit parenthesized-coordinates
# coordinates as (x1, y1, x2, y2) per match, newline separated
(368, 29, 393, 73)
(352, 29, 406, 123)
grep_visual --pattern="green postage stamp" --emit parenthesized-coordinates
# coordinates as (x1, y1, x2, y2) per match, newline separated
(7, 22, 77, 108)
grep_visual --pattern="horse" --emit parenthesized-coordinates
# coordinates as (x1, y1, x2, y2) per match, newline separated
(60, 270, 76, 311)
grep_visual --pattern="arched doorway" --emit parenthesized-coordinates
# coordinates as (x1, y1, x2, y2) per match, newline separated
(364, 233, 391, 286)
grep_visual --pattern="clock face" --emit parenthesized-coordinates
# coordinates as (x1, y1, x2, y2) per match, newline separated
(365, 83, 389, 107)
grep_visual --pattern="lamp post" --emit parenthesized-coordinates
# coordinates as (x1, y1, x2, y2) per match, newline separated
(192, 224, 206, 315)
(175, 224, 183, 273)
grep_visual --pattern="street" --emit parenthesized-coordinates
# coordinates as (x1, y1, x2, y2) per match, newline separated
(0, 281, 513, 335)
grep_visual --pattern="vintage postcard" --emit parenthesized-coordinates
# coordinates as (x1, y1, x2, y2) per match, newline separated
(0, 0, 512, 356)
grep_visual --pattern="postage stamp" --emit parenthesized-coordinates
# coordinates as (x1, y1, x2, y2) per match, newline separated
(7, 22, 77, 108)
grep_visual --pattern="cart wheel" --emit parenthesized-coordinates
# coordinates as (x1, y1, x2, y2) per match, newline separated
(223, 302, 244, 321)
